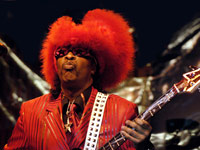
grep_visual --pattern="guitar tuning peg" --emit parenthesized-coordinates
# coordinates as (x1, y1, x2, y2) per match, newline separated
(189, 65, 198, 70)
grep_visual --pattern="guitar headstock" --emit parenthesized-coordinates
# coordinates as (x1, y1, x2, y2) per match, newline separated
(174, 67, 200, 93)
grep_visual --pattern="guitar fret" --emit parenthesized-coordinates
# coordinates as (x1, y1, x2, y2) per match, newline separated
(113, 137, 120, 146)
(149, 110, 154, 116)
(100, 144, 108, 150)
(108, 142, 114, 150)
(173, 83, 180, 93)
(120, 132, 126, 141)
(158, 104, 161, 109)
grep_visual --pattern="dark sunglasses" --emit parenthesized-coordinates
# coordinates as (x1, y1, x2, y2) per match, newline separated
(54, 47, 92, 59)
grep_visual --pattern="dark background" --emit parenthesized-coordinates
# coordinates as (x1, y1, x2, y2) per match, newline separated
(1, 0, 200, 73)
(1, 1, 200, 149)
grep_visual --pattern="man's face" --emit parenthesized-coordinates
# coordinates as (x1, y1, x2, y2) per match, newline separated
(55, 48, 96, 88)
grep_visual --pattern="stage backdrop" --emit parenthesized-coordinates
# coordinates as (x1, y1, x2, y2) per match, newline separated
(1, 15, 200, 150)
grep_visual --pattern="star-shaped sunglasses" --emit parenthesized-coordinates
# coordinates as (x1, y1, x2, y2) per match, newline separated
(54, 47, 92, 59)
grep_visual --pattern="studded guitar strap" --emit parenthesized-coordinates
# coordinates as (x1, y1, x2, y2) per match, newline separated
(83, 92, 109, 150)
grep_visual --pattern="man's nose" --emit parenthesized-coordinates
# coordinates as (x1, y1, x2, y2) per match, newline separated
(65, 52, 75, 60)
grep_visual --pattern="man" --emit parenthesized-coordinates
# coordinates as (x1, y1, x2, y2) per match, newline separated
(4, 9, 154, 149)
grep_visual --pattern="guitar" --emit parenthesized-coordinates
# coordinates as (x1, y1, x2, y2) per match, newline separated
(99, 67, 200, 150)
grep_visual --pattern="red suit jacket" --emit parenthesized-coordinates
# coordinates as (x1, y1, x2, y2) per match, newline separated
(4, 88, 138, 150)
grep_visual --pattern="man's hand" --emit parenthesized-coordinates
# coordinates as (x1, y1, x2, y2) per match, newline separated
(121, 118, 152, 144)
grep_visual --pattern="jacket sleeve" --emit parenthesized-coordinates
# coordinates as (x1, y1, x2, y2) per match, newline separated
(4, 103, 28, 150)
(119, 101, 138, 150)
(119, 101, 155, 150)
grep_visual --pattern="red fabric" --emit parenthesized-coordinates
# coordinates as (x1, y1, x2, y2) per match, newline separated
(70, 104, 80, 131)
(4, 87, 138, 150)
(64, 104, 80, 143)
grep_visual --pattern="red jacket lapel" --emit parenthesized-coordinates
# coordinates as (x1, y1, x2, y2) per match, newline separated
(45, 95, 70, 150)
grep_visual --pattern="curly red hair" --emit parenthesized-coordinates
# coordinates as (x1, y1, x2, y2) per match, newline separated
(40, 9, 135, 90)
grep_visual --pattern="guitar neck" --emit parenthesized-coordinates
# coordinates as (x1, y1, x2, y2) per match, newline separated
(138, 85, 178, 120)
(99, 85, 179, 150)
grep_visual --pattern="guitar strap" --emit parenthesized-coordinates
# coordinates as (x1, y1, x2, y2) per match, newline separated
(83, 92, 109, 150)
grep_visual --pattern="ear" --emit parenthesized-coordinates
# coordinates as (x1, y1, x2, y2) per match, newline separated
(91, 63, 96, 75)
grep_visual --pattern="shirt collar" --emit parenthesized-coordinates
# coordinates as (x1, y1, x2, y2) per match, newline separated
(62, 86, 92, 113)
(74, 86, 92, 111)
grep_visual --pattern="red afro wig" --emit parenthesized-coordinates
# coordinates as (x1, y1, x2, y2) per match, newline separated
(40, 9, 135, 90)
